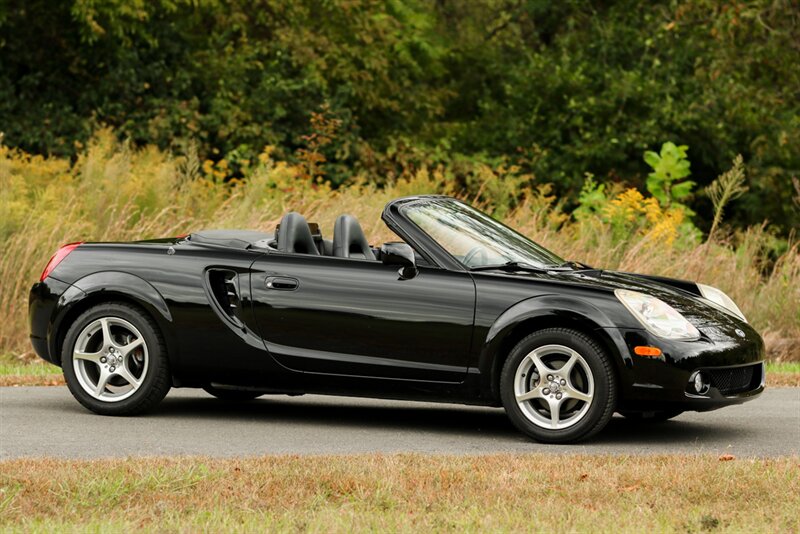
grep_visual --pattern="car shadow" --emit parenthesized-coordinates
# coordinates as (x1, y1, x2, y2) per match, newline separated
(148, 393, 748, 446)
(157, 395, 520, 437)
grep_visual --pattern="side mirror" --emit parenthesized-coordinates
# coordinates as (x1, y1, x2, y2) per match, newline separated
(381, 242, 418, 280)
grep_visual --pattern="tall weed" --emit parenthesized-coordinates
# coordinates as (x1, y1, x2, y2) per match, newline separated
(1, 132, 797, 361)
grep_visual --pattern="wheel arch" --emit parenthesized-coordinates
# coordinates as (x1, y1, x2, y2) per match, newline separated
(479, 295, 629, 402)
(51, 272, 176, 366)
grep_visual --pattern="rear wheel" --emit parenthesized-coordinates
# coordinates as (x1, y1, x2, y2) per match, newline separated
(202, 385, 262, 402)
(500, 328, 616, 443)
(62, 302, 171, 415)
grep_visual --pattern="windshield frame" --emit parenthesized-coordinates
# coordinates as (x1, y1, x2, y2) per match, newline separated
(393, 197, 564, 271)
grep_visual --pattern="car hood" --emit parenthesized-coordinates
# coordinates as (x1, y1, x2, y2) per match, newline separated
(519, 268, 743, 330)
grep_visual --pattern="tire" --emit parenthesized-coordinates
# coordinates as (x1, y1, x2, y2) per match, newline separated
(202, 385, 262, 402)
(62, 302, 171, 415)
(619, 410, 683, 423)
(500, 328, 616, 443)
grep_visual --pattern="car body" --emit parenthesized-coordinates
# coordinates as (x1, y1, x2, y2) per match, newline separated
(29, 195, 765, 442)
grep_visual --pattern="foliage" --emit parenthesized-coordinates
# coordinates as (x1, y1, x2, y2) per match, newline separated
(572, 174, 608, 221)
(296, 104, 343, 182)
(643, 142, 695, 209)
(706, 154, 748, 241)
(1, 134, 797, 362)
(574, 172, 697, 249)
(603, 188, 689, 247)
(0, 1, 798, 232)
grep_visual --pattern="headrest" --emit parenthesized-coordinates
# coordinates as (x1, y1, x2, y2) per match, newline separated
(277, 212, 320, 255)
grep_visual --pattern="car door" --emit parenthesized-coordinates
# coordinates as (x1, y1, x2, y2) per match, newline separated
(250, 253, 475, 382)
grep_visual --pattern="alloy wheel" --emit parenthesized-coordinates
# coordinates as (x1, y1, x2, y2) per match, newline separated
(513, 344, 595, 430)
(72, 316, 149, 402)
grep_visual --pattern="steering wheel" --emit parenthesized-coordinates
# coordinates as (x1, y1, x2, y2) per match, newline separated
(463, 246, 489, 267)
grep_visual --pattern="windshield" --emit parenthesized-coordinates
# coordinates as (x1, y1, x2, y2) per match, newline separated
(401, 199, 564, 269)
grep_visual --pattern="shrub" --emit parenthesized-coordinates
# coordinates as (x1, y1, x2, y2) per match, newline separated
(1, 1, 797, 232)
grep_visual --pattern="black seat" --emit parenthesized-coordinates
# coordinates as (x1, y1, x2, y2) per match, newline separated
(333, 214, 374, 260)
(277, 212, 319, 255)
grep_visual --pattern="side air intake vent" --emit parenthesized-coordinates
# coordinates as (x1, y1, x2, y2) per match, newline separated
(207, 269, 243, 327)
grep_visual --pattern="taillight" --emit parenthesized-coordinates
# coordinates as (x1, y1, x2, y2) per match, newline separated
(39, 242, 83, 282)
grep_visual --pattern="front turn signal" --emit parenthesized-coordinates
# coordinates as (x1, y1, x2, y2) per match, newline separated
(634, 346, 662, 357)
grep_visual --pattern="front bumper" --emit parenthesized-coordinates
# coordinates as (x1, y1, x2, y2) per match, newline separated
(604, 322, 765, 412)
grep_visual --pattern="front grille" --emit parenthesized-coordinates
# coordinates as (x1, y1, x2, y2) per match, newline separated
(706, 364, 760, 395)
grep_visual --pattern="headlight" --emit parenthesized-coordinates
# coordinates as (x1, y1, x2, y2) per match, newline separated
(615, 289, 700, 340)
(697, 283, 747, 323)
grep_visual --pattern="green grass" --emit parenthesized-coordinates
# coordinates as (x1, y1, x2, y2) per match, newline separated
(767, 361, 800, 374)
(0, 355, 62, 386)
(1, 455, 798, 533)
(0, 359, 59, 376)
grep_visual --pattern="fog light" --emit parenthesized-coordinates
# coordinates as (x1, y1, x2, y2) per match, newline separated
(690, 371, 709, 395)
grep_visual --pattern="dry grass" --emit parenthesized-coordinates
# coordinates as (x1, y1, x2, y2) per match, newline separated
(0, 454, 797, 533)
(766, 362, 800, 387)
(769, 374, 800, 387)
(0, 375, 64, 387)
(2, 132, 798, 362)
(0, 361, 62, 386)
(0, 360, 58, 381)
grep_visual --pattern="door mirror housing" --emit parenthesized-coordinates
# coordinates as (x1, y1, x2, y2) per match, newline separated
(381, 242, 418, 280)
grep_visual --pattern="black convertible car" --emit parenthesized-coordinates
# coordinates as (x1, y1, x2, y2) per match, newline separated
(29, 195, 764, 443)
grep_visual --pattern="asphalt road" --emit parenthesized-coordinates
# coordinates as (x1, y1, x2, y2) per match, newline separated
(1, 386, 798, 459)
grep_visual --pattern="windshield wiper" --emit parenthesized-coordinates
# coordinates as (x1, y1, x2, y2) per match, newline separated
(558, 260, 594, 270)
(469, 261, 569, 273)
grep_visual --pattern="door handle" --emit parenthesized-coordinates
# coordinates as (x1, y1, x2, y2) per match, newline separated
(265, 276, 299, 291)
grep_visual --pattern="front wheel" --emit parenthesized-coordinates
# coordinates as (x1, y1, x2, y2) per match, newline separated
(500, 328, 617, 443)
(62, 302, 171, 415)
